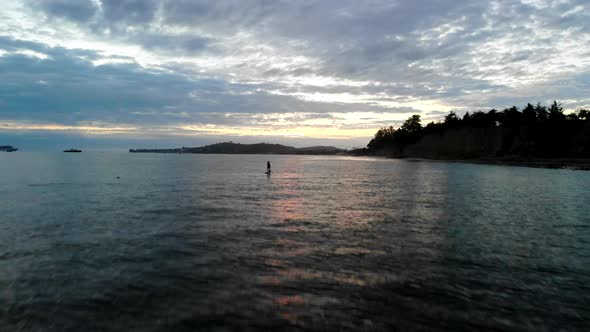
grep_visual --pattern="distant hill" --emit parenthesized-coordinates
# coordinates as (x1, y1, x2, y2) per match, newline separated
(296, 146, 344, 153)
(130, 142, 346, 155)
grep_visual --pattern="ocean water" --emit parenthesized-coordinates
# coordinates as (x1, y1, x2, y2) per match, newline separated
(0, 152, 589, 331)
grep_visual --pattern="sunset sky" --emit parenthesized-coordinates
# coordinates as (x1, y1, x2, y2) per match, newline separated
(1, 0, 589, 150)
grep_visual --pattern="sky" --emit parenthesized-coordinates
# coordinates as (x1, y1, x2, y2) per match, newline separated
(1, 0, 589, 150)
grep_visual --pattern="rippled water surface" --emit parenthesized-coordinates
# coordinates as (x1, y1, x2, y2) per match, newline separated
(1, 152, 589, 331)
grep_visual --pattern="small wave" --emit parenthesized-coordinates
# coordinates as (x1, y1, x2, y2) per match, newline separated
(144, 209, 176, 215)
(552, 224, 589, 229)
(28, 182, 72, 187)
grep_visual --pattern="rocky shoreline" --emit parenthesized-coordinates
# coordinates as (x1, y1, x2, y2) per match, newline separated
(403, 157, 590, 171)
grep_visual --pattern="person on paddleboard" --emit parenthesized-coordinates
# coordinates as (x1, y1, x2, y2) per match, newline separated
(267, 161, 271, 174)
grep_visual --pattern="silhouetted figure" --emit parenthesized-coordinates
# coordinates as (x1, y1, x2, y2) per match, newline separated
(266, 161, 271, 174)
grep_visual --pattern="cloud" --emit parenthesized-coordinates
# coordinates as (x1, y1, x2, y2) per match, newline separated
(0, 0, 589, 149)
(0, 37, 418, 139)
(30, 0, 98, 22)
(0, 120, 138, 135)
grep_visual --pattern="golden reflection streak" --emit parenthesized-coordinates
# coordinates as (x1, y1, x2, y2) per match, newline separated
(257, 160, 311, 323)
(258, 160, 396, 325)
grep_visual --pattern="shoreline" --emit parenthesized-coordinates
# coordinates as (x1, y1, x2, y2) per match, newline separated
(401, 157, 590, 171)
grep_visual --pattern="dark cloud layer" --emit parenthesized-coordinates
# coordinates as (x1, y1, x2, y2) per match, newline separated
(32, 0, 98, 22)
(0, 36, 410, 124)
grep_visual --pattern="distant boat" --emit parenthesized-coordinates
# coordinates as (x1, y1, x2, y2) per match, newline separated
(64, 149, 82, 153)
(0, 145, 18, 152)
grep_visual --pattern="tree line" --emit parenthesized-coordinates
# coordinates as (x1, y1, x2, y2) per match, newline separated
(367, 101, 590, 158)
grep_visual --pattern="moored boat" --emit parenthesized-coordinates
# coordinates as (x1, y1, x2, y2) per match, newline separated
(1, 145, 18, 152)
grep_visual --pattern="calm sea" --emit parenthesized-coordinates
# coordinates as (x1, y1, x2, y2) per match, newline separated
(0, 152, 589, 331)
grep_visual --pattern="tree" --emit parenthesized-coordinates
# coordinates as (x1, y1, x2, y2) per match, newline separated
(367, 126, 395, 150)
(399, 114, 422, 135)
(522, 103, 537, 123)
(577, 109, 590, 121)
(463, 112, 472, 123)
(535, 102, 548, 121)
(444, 111, 460, 127)
(470, 111, 496, 127)
(423, 121, 445, 135)
(500, 106, 522, 127)
(393, 115, 423, 149)
(487, 109, 499, 126)
(548, 100, 565, 122)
